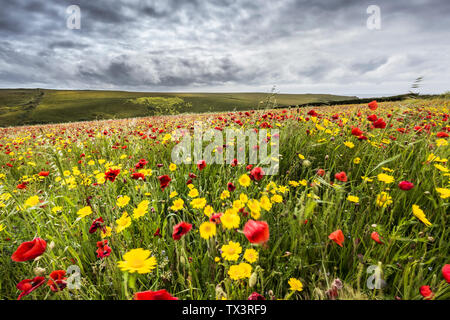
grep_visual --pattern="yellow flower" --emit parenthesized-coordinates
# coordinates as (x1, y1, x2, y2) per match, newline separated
(117, 248, 157, 274)
(169, 191, 178, 198)
(204, 205, 214, 216)
(288, 278, 303, 291)
(361, 176, 373, 182)
(243, 248, 259, 263)
(353, 157, 361, 164)
(247, 199, 261, 219)
(190, 197, 207, 209)
(221, 210, 240, 229)
(434, 164, 449, 173)
(381, 167, 394, 172)
(347, 195, 359, 203)
(169, 163, 177, 171)
(116, 212, 132, 233)
(24, 195, 39, 208)
(116, 195, 130, 208)
(412, 205, 432, 226)
(299, 179, 308, 186)
(188, 188, 199, 198)
(214, 257, 220, 263)
(228, 262, 252, 280)
(238, 174, 251, 187)
(376, 192, 392, 208)
(239, 193, 248, 203)
(377, 173, 394, 184)
(77, 206, 92, 218)
(232, 200, 244, 210)
(436, 139, 448, 147)
(259, 195, 272, 211)
(220, 190, 230, 200)
(271, 194, 283, 203)
(52, 206, 63, 214)
(199, 221, 217, 239)
(221, 241, 242, 261)
(187, 184, 195, 190)
(298, 154, 305, 160)
(435, 187, 450, 199)
(0, 224, 5, 232)
(132, 205, 147, 219)
(289, 181, 300, 187)
(170, 198, 184, 211)
(101, 226, 112, 238)
(344, 141, 355, 149)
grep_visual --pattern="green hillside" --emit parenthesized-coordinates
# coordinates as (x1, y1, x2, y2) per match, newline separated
(0, 89, 356, 127)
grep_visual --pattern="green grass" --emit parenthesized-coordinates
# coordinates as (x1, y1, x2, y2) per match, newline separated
(0, 89, 356, 127)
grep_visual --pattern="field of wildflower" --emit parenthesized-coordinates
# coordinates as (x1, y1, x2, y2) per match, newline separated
(0, 98, 449, 300)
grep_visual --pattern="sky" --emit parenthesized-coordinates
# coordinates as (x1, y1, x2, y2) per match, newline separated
(0, 0, 449, 96)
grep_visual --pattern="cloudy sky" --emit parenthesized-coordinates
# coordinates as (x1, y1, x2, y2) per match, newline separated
(0, 0, 449, 96)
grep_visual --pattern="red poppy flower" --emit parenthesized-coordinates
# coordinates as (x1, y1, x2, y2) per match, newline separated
(135, 158, 148, 169)
(328, 229, 344, 247)
(371, 231, 383, 244)
(47, 270, 67, 292)
(197, 160, 206, 170)
(334, 171, 347, 182)
(367, 114, 378, 122)
(419, 285, 434, 300)
(38, 171, 50, 177)
(373, 118, 386, 129)
(96, 240, 111, 259)
(436, 132, 449, 138)
(158, 175, 171, 191)
(17, 276, 46, 300)
(368, 100, 378, 111)
(246, 164, 253, 171)
(17, 182, 28, 189)
(172, 222, 192, 240)
(351, 127, 363, 136)
(227, 182, 236, 192)
(442, 264, 450, 283)
(243, 220, 270, 244)
(11, 237, 47, 262)
(248, 292, 265, 300)
(250, 167, 264, 181)
(307, 109, 318, 117)
(153, 227, 162, 238)
(134, 289, 178, 300)
(189, 172, 197, 179)
(317, 169, 325, 176)
(89, 217, 105, 234)
(398, 181, 414, 191)
(131, 172, 146, 180)
(210, 213, 223, 224)
(105, 168, 120, 182)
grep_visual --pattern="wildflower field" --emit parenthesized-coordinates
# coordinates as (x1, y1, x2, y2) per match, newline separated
(0, 98, 449, 300)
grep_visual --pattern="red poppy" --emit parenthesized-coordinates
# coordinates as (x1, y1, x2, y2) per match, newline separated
(246, 164, 253, 171)
(11, 237, 47, 262)
(134, 289, 178, 300)
(96, 240, 111, 259)
(250, 167, 264, 181)
(38, 171, 50, 177)
(197, 160, 206, 170)
(89, 217, 105, 234)
(419, 285, 434, 300)
(351, 127, 363, 136)
(367, 114, 378, 122)
(307, 109, 318, 117)
(436, 132, 449, 138)
(317, 169, 325, 176)
(17, 182, 28, 189)
(442, 264, 450, 283)
(210, 213, 223, 224)
(334, 171, 347, 182)
(153, 227, 162, 238)
(17, 276, 46, 300)
(135, 158, 148, 169)
(329, 229, 344, 247)
(227, 182, 236, 192)
(248, 292, 265, 300)
(105, 168, 120, 182)
(398, 181, 414, 191)
(47, 270, 67, 292)
(368, 100, 378, 111)
(131, 172, 146, 180)
(158, 175, 171, 190)
(371, 231, 383, 244)
(373, 118, 386, 129)
(172, 222, 192, 240)
(243, 220, 270, 244)
(189, 172, 197, 179)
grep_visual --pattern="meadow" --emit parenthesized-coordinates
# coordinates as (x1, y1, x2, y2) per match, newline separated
(0, 98, 448, 300)
(0, 89, 355, 127)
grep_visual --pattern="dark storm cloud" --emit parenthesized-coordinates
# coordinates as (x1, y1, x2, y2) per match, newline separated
(0, 0, 449, 94)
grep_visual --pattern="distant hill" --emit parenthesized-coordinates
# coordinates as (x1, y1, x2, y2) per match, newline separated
(0, 89, 356, 127)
